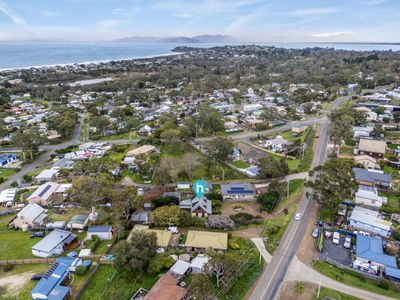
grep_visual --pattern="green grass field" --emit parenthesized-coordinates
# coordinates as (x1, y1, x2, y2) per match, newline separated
(275, 179, 305, 211)
(0, 168, 18, 179)
(79, 265, 158, 300)
(313, 261, 400, 298)
(0, 215, 37, 260)
(230, 160, 250, 169)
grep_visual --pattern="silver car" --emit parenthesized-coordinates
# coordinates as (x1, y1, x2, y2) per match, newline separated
(344, 236, 352, 249)
(312, 228, 319, 238)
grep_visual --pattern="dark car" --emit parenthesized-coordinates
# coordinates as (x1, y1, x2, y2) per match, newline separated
(31, 274, 44, 281)
(30, 232, 45, 238)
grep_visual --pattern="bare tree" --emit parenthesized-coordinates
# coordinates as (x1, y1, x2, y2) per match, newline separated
(183, 153, 200, 181)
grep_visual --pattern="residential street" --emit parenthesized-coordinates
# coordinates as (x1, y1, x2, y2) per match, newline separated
(248, 95, 356, 300)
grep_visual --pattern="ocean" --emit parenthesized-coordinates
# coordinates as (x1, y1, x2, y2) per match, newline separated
(1, 42, 399, 70)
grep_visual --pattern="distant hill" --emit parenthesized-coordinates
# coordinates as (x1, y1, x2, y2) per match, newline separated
(114, 34, 238, 43)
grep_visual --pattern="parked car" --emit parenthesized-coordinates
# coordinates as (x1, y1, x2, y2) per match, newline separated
(332, 232, 340, 245)
(344, 236, 352, 249)
(31, 274, 44, 281)
(295, 213, 302, 221)
(312, 228, 319, 238)
(325, 230, 332, 238)
(353, 230, 370, 237)
(30, 232, 45, 238)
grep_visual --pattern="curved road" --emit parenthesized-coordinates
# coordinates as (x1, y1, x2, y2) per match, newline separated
(0, 114, 83, 190)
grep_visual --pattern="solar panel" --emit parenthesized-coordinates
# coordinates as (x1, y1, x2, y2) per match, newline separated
(38, 184, 52, 197)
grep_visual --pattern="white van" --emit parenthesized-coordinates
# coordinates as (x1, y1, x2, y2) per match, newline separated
(332, 232, 340, 245)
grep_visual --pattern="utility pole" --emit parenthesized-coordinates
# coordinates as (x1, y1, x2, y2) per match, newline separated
(317, 277, 321, 299)
(287, 180, 290, 198)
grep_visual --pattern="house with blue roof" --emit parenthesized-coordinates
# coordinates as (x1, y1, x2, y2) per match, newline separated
(220, 182, 255, 200)
(0, 153, 18, 167)
(31, 257, 81, 300)
(86, 225, 113, 240)
(355, 234, 397, 268)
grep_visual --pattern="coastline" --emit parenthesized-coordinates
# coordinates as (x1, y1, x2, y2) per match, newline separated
(0, 51, 181, 72)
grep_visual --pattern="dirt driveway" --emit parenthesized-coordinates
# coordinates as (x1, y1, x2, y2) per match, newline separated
(0, 271, 36, 297)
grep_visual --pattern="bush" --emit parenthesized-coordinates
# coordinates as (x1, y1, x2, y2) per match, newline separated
(147, 255, 175, 275)
(10, 181, 18, 187)
(23, 174, 32, 182)
(230, 212, 260, 225)
(378, 279, 390, 290)
(75, 265, 88, 276)
(151, 196, 179, 208)
(205, 192, 223, 201)
(229, 242, 240, 250)
(2, 264, 14, 272)
(89, 235, 101, 252)
(205, 215, 235, 230)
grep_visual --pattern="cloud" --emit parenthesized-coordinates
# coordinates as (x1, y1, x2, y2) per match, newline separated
(112, 8, 126, 15)
(97, 19, 123, 28)
(311, 31, 354, 38)
(172, 13, 194, 18)
(366, 0, 387, 5)
(0, 1, 25, 25)
(289, 7, 340, 16)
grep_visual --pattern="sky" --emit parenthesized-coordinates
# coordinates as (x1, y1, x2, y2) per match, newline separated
(0, 0, 399, 42)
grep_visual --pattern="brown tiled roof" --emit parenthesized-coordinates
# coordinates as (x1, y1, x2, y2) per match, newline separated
(144, 274, 186, 300)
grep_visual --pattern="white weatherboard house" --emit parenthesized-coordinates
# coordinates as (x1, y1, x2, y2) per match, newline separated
(355, 189, 387, 209)
(0, 188, 17, 206)
(35, 169, 59, 183)
(349, 206, 392, 238)
(32, 229, 77, 258)
(86, 225, 113, 240)
(13, 203, 47, 228)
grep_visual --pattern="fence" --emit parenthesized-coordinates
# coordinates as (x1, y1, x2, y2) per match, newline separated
(0, 255, 103, 266)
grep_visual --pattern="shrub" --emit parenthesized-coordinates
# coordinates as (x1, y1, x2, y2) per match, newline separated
(10, 181, 18, 187)
(378, 279, 390, 290)
(89, 235, 101, 252)
(23, 174, 32, 182)
(283, 208, 288, 215)
(205, 215, 235, 230)
(147, 255, 175, 275)
(75, 265, 88, 276)
(151, 196, 179, 208)
(205, 192, 223, 201)
(3, 264, 14, 272)
(230, 212, 257, 225)
(229, 242, 240, 250)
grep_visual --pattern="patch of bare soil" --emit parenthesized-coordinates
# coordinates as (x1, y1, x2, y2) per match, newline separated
(221, 201, 261, 217)
(279, 281, 315, 300)
(232, 226, 263, 239)
(0, 271, 36, 297)
(297, 203, 319, 266)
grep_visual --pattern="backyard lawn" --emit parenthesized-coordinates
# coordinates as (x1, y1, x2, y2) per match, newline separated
(313, 260, 400, 298)
(280, 128, 310, 142)
(98, 132, 137, 141)
(0, 168, 18, 180)
(79, 265, 158, 300)
(0, 215, 37, 260)
(275, 179, 304, 211)
(230, 160, 250, 169)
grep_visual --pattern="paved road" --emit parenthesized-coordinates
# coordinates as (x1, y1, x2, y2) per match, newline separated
(0, 114, 84, 190)
(248, 95, 349, 300)
(285, 256, 396, 300)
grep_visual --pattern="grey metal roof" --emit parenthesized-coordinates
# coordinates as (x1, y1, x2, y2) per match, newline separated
(353, 168, 392, 184)
(220, 182, 255, 196)
(191, 196, 212, 214)
(32, 229, 74, 253)
(18, 203, 45, 222)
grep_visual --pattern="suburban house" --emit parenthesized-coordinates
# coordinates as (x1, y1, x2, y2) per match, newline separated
(138, 125, 153, 136)
(129, 225, 172, 248)
(32, 229, 77, 258)
(35, 169, 59, 183)
(126, 145, 157, 157)
(185, 230, 228, 253)
(27, 182, 71, 205)
(0, 153, 18, 166)
(263, 136, 291, 152)
(30, 257, 81, 300)
(143, 274, 186, 300)
(355, 234, 398, 270)
(179, 196, 212, 217)
(353, 126, 373, 139)
(130, 211, 149, 224)
(169, 259, 191, 278)
(220, 182, 255, 200)
(292, 124, 308, 135)
(52, 158, 74, 170)
(354, 155, 379, 170)
(355, 188, 387, 209)
(0, 188, 17, 207)
(66, 215, 89, 230)
(349, 206, 392, 238)
(358, 139, 386, 158)
(86, 225, 113, 240)
(13, 203, 47, 228)
(353, 168, 392, 189)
